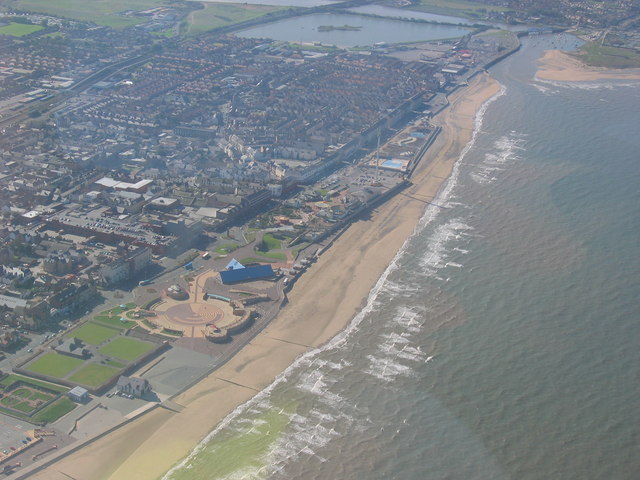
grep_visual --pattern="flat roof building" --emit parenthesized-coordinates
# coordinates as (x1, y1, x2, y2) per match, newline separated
(220, 264, 274, 284)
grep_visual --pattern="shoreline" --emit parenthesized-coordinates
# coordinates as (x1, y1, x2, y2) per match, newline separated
(536, 49, 640, 82)
(28, 73, 502, 480)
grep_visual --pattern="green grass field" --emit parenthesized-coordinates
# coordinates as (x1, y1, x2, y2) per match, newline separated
(31, 397, 76, 424)
(0, 374, 67, 393)
(185, 3, 284, 35)
(0, 22, 44, 36)
(101, 303, 136, 316)
(93, 316, 137, 330)
(105, 359, 126, 368)
(12, 388, 31, 398)
(99, 337, 154, 362)
(0, 396, 18, 407)
(25, 353, 84, 378)
(14, 0, 167, 29)
(239, 256, 278, 264)
(410, 0, 510, 19)
(573, 42, 640, 69)
(12, 402, 33, 413)
(257, 251, 287, 261)
(69, 364, 119, 387)
(69, 322, 119, 345)
(30, 391, 52, 401)
(214, 243, 239, 255)
(261, 233, 282, 250)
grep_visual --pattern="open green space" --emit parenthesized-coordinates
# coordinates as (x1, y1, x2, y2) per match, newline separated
(0, 22, 43, 36)
(93, 315, 136, 330)
(69, 363, 118, 387)
(0, 374, 72, 422)
(43, 31, 65, 38)
(99, 337, 154, 361)
(12, 388, 31, 398)
(12, 402, 33, 413)
(0, 396, 19, 407)
(26, 353, 84, 378)
(125, 310, 141, 319)
(30, 391, 52, 401)
(240, 256, 278, 264)
(257, 251, 287, 261)
(102, 303, 136, 316)
(0, 374, 67, 392)
(105, 359, 126, 368)
(214, 243, 239, 255)
(185, 3, 284, 35)
(14, 0, 167, 29)
(68, 322, 119, 345)
(32, 397, 76, 424)
(261, 233, 282, 250)
(410, 0, 510, 19)
(572, 42, 640, 69)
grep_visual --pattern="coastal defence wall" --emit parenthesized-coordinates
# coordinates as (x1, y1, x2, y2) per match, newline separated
(484, 42, 522, 70)
(407, 126, 442, 178)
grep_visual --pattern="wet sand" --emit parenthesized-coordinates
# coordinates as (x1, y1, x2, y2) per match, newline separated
(536, 49, 640, 82)
(30, 73, 501, 480)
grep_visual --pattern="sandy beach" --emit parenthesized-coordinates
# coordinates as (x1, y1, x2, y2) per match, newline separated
(536, 49, 640, 82)
(30, 73, 501, 480)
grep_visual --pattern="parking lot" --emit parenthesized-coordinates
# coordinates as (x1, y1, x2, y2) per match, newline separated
(0, 414, 35, 455)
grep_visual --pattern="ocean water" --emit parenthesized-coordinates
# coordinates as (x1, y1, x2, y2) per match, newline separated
(164, 35, 640, 480)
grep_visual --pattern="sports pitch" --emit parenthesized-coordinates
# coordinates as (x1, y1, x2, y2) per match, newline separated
(25, 353, 84, 378)
(68, 322, 119, 345)
(69, 364, 119, 388)
(99, 337, 154, 361)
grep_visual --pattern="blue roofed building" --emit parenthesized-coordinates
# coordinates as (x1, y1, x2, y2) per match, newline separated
(220, 265, 274, 284)
(225, 258, 245, 270)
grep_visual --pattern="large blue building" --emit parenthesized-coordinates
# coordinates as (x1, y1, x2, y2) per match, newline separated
(219, 264, 274, 284)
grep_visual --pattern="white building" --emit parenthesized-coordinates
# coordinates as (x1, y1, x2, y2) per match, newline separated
(98, 246, 151, 286)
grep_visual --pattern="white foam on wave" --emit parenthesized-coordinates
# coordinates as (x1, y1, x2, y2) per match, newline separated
(470, 130, 525, 185)
(392, 305, 424, 332)
(257, 408, 343, 476)
(363, 306, 427, 382)
(162, 81, 507, 480)
(443, 199, 470, 209)
(381, 278, 421, 297)
(382, 331, 411, 345)
(533, 76, 640, 91)
(415, 82, 506, 234)
(531, 82, 559, 95)
(309, 358, 352, 371)
(296, 371, 346, 410)
(365, 356, 415, 382)
(418, 218, 473, 276)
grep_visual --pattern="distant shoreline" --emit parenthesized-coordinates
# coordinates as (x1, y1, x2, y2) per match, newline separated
(536, 49, 640, 82)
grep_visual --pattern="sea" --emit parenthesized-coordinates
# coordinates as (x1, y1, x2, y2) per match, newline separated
(163, 34, 640, 480)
